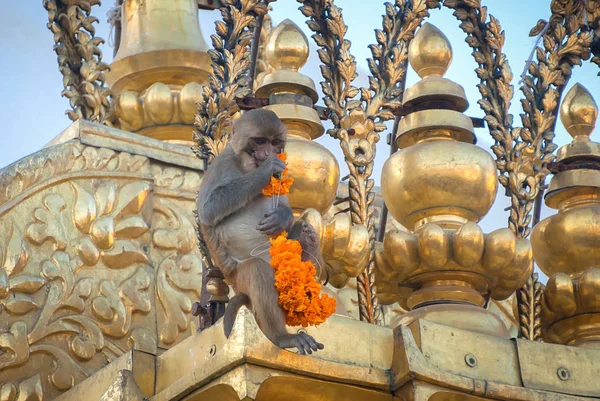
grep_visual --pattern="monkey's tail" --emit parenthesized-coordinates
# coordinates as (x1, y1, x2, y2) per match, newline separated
(223, 293, 250, 338)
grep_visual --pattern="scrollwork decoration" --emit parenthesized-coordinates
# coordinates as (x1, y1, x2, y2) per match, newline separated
(517, 272, 543, 341)
(192, 0, 275, 163)
(43, 0, 112, 124)
(1, 178, 156, 397)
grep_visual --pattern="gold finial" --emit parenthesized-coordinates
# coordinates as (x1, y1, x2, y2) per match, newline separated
(265, 19, 309, 71)
(560, 83, 598, 141)
(408, 23, 453, 78)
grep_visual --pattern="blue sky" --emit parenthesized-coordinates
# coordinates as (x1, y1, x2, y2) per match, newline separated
(1, 1, 599, 274)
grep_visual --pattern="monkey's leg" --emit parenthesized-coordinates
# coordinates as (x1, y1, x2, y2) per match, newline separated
(289, 222, 327, 283)
(234, 257, 324, 355)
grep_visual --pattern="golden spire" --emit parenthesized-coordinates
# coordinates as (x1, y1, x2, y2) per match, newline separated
(377, 23, 531, 338)
(107, 0, 211, 144)
(408, 22, 453, 78)
(560, 83, 598, 141)
(532, 84, 600, 348)
(265, 19, 310, 71)
(256, 20, 319, 107)
(401, 23, 468, 123)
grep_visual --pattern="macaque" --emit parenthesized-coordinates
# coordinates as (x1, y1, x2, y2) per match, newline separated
(197, 109, 326, 355)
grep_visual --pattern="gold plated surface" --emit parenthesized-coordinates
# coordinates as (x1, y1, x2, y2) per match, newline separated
(21, 0, 600, 399)
(153, 308, 393, 399)
(114, 0, 209, 60)
(107, 0, 211, 92)
(54, 350, 155, 401)
(285, 136, 339, 214)
(257, 19, 318, 101)
(382, 140, 496, 229)
(265, 19, 310, 71)
(107, 0, 212, 143)
(376, 21, 532, 338)
(299, 208, 369, 288)
(392, 323, 598, 400)
(297, 0, 433, 324)
(559, 83, 598, 140)
(257, 21, 336, 211)
(0, 121, 204, 399)
(253, 19, 374, 285)
(375, 223, 531, 313)
(407, 23, 452, 78)
(517, 338, 600, 397)
(531, 84, 600, 349)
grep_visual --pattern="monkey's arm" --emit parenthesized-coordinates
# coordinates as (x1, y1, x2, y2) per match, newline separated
(199, 172, 265, 226)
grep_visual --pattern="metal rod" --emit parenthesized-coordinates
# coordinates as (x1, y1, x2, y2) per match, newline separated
(376, 116, 400, 242)
(113, 0, 124, 58)
(248, 12, 265, 87)
(199, 158, 211, 307)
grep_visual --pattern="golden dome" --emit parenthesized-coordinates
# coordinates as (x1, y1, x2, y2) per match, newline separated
(381, 140, 497, 230)
(408, 23, 453, 78)
(265, 19, 310, 71)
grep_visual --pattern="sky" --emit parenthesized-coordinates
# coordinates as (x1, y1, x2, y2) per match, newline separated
(1, 1, 599, 282)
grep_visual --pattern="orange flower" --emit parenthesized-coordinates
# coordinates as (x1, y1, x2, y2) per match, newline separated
(262, 153, 294, 197)
(268, 233, 336, 327)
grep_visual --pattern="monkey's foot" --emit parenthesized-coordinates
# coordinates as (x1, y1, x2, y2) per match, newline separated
(298, 222, 319, 260)
(276, 332, 324, 355)
(298, 222, 326, 281)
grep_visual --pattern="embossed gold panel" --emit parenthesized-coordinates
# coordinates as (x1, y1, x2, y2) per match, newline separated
(0, 121, 204, 400)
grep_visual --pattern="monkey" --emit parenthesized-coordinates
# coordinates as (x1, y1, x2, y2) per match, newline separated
(197, 108, 326, 355)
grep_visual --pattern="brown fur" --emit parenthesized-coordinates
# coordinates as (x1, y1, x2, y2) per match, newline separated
(197, 109, 324, 355)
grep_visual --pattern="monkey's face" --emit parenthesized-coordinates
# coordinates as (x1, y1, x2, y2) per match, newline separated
(230, 109, 287, 171)
(249, 136, 285, 166)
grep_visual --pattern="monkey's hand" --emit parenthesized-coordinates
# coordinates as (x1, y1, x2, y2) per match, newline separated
(276, 332, 324, 355)
(256, 155, 286, 186)
(257, 206, 293, 236)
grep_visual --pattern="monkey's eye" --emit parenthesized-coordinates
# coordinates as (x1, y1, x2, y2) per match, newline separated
(272, 139, 283, 147)
(253, 138, 268, 145)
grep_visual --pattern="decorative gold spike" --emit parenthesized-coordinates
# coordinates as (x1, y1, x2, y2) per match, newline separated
(408, 23, 453, 78)
(560, 83, 598, 140)
(265, 19, 310, 71)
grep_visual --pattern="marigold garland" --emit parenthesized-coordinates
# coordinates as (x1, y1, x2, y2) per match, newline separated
(269, 233, 336, 327)
(261, 152, 336, 327)
(262, 153, 294, 197)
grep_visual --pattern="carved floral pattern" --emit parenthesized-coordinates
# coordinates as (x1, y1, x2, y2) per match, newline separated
(0, 134, 208, 397)
(153, 200, 203, 345)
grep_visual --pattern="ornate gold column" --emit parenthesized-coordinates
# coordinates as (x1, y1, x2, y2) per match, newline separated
(375, 24, 532, 337)
(255, 20, 369, 288)
(106, 0, 212, 144)
(532, 84, 600, 348)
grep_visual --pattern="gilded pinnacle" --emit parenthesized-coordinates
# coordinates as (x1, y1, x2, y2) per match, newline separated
(560, 83, 598, 141)
(265, 18, 310, 71)
(408, 22, 453, 78)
